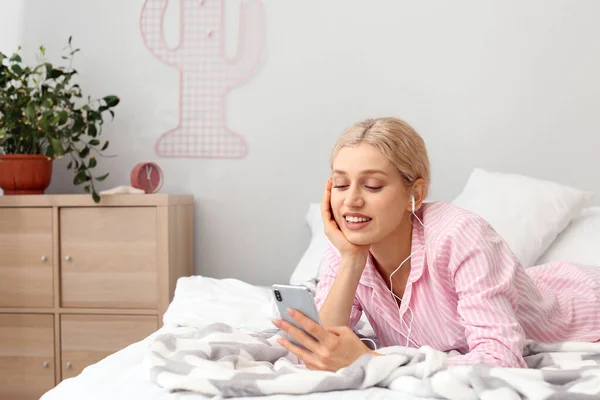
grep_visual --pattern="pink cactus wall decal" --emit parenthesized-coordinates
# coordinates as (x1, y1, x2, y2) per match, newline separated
(140, 0, 264, 158)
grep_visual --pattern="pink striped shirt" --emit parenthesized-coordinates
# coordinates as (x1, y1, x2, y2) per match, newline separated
(314, 201, 600, 368)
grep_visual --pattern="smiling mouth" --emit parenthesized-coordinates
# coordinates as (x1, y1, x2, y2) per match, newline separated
(344, 216, 372, 223)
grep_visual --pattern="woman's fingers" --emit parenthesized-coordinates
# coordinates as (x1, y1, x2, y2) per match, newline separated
(278, 338, 330, 371)
(274, 309, 335, 348)
(288, 308, 338, 350)
(276, 319, 321, 353)
(320, 179, 332, 224)
(321, 179, 340, 235)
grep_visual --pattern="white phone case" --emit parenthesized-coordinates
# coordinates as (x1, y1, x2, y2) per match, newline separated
(272, 284, 322, 350)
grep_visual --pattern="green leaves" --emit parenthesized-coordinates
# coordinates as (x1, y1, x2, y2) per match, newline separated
(24, 103, 36, 120)
(96, 173, 109, 181)
(78, 146, 90, 158)
(48, 68, 64, 79)
(50, 137, 64, 157)
(74, 169, 89, 185)
(11, 64, 23, 76)
(103, 95, 120, 108)
(0, 37, 120, 204)
(9, 53, 22, 63)
(57, 110, 68, 125)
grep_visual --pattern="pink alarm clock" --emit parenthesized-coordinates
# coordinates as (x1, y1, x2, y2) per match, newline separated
(130, 162, 163, 193)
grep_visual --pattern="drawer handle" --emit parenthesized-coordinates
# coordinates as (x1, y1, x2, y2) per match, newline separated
(43, 361, 49, 368)
(66, 362, 72, 369)
(41, 255, 48, 262)
(65, 256, 72, 262)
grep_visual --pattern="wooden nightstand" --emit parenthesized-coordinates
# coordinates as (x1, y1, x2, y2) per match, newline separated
(0, 194, 194, 399)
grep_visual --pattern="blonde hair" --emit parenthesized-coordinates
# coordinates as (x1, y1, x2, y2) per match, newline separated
(330, 117, 430, 193)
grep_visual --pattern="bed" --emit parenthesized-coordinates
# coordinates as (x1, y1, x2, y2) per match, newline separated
(41, 277, 423, 400)
(41, 169, 600, 400)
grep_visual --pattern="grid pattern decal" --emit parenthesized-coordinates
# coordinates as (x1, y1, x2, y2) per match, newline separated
(140, 0, 264, 158)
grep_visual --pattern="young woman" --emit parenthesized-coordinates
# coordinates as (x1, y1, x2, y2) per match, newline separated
(272, 117, 600, 372)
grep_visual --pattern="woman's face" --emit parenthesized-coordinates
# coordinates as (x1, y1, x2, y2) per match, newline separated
(330, 143, 412, 246)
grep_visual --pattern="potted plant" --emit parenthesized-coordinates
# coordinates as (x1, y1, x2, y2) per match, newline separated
(0, 37, 120, 203)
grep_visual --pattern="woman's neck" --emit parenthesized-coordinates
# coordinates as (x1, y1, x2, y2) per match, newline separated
(369, 214, 414, 289)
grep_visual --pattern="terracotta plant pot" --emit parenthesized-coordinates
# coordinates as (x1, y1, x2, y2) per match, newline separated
(0, 154, 53, 195)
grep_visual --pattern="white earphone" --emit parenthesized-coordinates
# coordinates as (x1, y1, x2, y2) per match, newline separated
(382, 193, 442, 353)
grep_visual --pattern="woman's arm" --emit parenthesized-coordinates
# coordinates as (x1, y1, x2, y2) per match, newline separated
(316, 254, 366, 327)
(273, 244, 375, 372)
(313, 241, 366, 329)
(314, 179, 370, 328)
(446, 213, 527, 368)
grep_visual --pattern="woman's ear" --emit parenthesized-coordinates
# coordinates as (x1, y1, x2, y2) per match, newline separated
(407, 178, 427, 212)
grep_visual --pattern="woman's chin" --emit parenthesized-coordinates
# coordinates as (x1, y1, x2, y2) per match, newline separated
(344, 231, 375, 247)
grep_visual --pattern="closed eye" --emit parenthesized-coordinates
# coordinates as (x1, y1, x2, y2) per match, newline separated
(332, 185, 348, 189)
(365, 186, 382, 191)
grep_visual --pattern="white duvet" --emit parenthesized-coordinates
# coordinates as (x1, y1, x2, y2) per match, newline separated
(41, 276, 417, 400)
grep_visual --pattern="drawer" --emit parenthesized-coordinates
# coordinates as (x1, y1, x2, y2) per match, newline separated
(60, 207, 158, 309)
(0, 313, 55, 400)
(0, 208, 53, 308)
(60, 314, 158, 380)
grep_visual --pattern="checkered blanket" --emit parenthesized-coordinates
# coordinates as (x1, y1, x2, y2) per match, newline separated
(144, 322, 600, 399)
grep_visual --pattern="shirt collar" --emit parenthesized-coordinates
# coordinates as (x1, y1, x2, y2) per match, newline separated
(359, 207, 427, 290)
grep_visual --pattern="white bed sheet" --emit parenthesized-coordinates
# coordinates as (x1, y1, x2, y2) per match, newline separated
(41, 277, 425, 400)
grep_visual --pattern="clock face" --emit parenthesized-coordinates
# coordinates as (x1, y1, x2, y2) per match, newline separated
(131, 162, 163, 193)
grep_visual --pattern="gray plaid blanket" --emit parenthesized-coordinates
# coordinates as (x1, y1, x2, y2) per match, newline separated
(145, 322, 600, 399)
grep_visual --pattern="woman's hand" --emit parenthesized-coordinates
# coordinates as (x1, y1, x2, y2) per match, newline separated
(272, 308, 377, 372)
(321, 179, 370, 261)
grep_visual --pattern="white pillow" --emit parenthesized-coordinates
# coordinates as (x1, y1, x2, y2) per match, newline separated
(289, 203, 327, 288)
(536, 207, 600, 267)
(452, 168, 594, 268)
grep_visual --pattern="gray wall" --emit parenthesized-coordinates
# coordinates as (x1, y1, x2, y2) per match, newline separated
(1, 0, 599, 285)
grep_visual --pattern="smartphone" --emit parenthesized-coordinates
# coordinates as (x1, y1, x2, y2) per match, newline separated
(272, 284, 322, 350)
